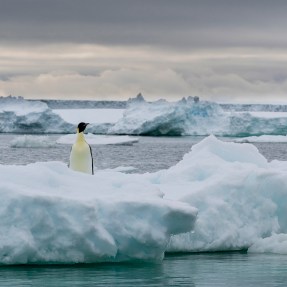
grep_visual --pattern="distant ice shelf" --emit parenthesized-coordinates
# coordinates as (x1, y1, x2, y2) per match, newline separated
(53, 109, 124, 124)
(2, 95, 287, 137)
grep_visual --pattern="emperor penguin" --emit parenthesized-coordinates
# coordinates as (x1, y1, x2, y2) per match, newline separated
(69, 122, 94, 175)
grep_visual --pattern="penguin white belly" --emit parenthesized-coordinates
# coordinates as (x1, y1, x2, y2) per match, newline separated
(69, 142, 93, 174)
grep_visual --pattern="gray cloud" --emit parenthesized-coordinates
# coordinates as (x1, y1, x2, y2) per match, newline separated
(1, 0, 287, 102)
(1, 0, 287, 49)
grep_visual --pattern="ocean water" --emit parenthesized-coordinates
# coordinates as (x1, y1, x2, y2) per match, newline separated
(0, 253, 286, 286)
(1, 134, 287, 286)
(2, 134, 287, 172)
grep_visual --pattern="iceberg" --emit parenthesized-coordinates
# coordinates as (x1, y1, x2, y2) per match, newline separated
(1, 135, 287, 264)
(53, 109, 124, 125)
(0, 96, 73, 134)
(145, 136, 287, 253)
(248, 234, 287, 255)
(0, 136, 287, 264)
(2, 96, 287, 137)
(57, 134, 139, 145)
(0, 162, 197, 264)
(105, 99, 226, 136)
(91, 100, 287, 137)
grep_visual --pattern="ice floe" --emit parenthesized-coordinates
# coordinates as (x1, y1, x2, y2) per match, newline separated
(10, 135, 57, 148)
(0, 96, 73, 134)
(2, 134, 287, 263)
(0, 162, 197, 264)
(145, 135, 287, 253)
(235, 135, 287, 143)
(57, 134, 139, 145)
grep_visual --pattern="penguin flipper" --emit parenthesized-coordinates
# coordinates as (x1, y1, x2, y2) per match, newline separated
(89, 145, 94, 175)
(68, 146, 72, 168)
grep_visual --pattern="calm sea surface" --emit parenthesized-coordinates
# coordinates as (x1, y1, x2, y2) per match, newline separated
(0, 134, 287, 286)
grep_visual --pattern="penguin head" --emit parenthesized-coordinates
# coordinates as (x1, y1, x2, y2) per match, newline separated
(77, 122, 89, 133)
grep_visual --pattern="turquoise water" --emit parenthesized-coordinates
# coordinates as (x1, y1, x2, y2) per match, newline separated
(0, 253, 286, 286)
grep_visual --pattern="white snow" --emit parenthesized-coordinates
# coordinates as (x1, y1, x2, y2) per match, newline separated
(235, 135, 287, 143)
(0, 96, 73, 133)
(10, 135, 57, 148)
(143, 135, 287, 253)
(249, 112, 287, 118)
(226, 111, 287, 119)
(0, 162, 197, 264)
(99, 100, 287, 137)
(2, 96, 287, 137)
(53, 109, 124, 124)
(57, 134, 139, 145)
(0, 96, 48, 116)
(248, 234, 287, 254)
(3, 130, 287, 262)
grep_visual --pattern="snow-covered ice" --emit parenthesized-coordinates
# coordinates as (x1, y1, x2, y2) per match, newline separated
(0, 162, 197, 264)
(0, 96, 47, 116)
(0, 96, 73, 134)
(2, 96, 287, 136)
(248, 233, 287, 255)
(249, 112, 287, 118)
(1, 135, 287, 264)
(144, 136, 287, 253)
(53, 109, 124, 124)
(57, 134, 139, 145)
(10, 135, 57, 148)
(235, 135, 287, 143)
(96, 100, 287, 137)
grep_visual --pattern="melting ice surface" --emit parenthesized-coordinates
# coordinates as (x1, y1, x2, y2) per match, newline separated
(1, 135, 287, 265)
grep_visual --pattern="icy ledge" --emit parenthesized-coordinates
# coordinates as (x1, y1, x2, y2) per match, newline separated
(145, 135, 287, 253)
(0, 162, 197, 265)
(2, 136, 287, 263)
(0, 96, 73, 133)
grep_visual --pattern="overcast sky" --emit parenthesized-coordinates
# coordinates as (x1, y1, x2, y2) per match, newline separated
(1, 0, 287, 103)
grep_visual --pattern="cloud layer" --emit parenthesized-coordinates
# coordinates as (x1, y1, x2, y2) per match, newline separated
(1, 0, 287, 102)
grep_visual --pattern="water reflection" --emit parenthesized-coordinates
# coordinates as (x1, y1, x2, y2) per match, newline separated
(0, 253, 287, 287)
